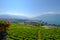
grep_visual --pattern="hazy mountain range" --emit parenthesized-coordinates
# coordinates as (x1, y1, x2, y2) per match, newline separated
(33, 14, 60, 25)
(0, 14, 28, 19)
(0, 14, 29, 22)
(0, 14, 60, 25)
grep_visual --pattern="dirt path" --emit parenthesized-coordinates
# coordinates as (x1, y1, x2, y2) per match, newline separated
(38, 30, 40, 40)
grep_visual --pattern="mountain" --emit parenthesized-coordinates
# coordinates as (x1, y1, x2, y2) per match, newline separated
(0, 14, 60, 25)
(33, 14, 60, 25)
(0, 14, 29, 22)
(0, 14, 28, 19)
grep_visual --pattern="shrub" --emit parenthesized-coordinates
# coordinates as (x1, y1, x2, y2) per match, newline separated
(0, 20, 10, 27)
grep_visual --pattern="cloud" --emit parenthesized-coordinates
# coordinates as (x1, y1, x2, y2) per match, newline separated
(37, 12, 60, 16)
(35, 12, 60, 17)
(0, 11, 35, 18)
(6, 12, 25, 16)
(43, 12, 60, 14)
(0, 11, 27, 16)
(0, 11, 60, 18)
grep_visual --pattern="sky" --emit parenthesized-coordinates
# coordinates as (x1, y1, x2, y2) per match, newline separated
(0, 0, 60, 18)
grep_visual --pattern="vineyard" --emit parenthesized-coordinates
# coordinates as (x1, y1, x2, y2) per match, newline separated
(8, 23, 60, 40)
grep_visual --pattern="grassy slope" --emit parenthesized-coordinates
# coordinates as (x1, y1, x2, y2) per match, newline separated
(8, 23, 60, 40)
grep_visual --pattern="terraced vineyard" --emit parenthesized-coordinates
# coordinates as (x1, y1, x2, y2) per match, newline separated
(8, 23, 60, 40)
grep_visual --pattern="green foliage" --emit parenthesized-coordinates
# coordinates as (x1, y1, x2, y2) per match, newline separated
(8, 23, 60, 40)
(40, 28, 60, 40)
(0, 20, 10, 27)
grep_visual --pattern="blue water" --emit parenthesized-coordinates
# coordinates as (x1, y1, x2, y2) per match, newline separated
(43, 20, 60, 25)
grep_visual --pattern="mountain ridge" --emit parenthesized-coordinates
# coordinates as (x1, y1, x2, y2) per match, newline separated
(33, 14, 60, 25)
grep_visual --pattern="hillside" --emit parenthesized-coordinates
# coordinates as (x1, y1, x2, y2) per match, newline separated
(0, 14, 28, 20)
(8, 23, 60, 40)
(33, 14, 60, 25)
